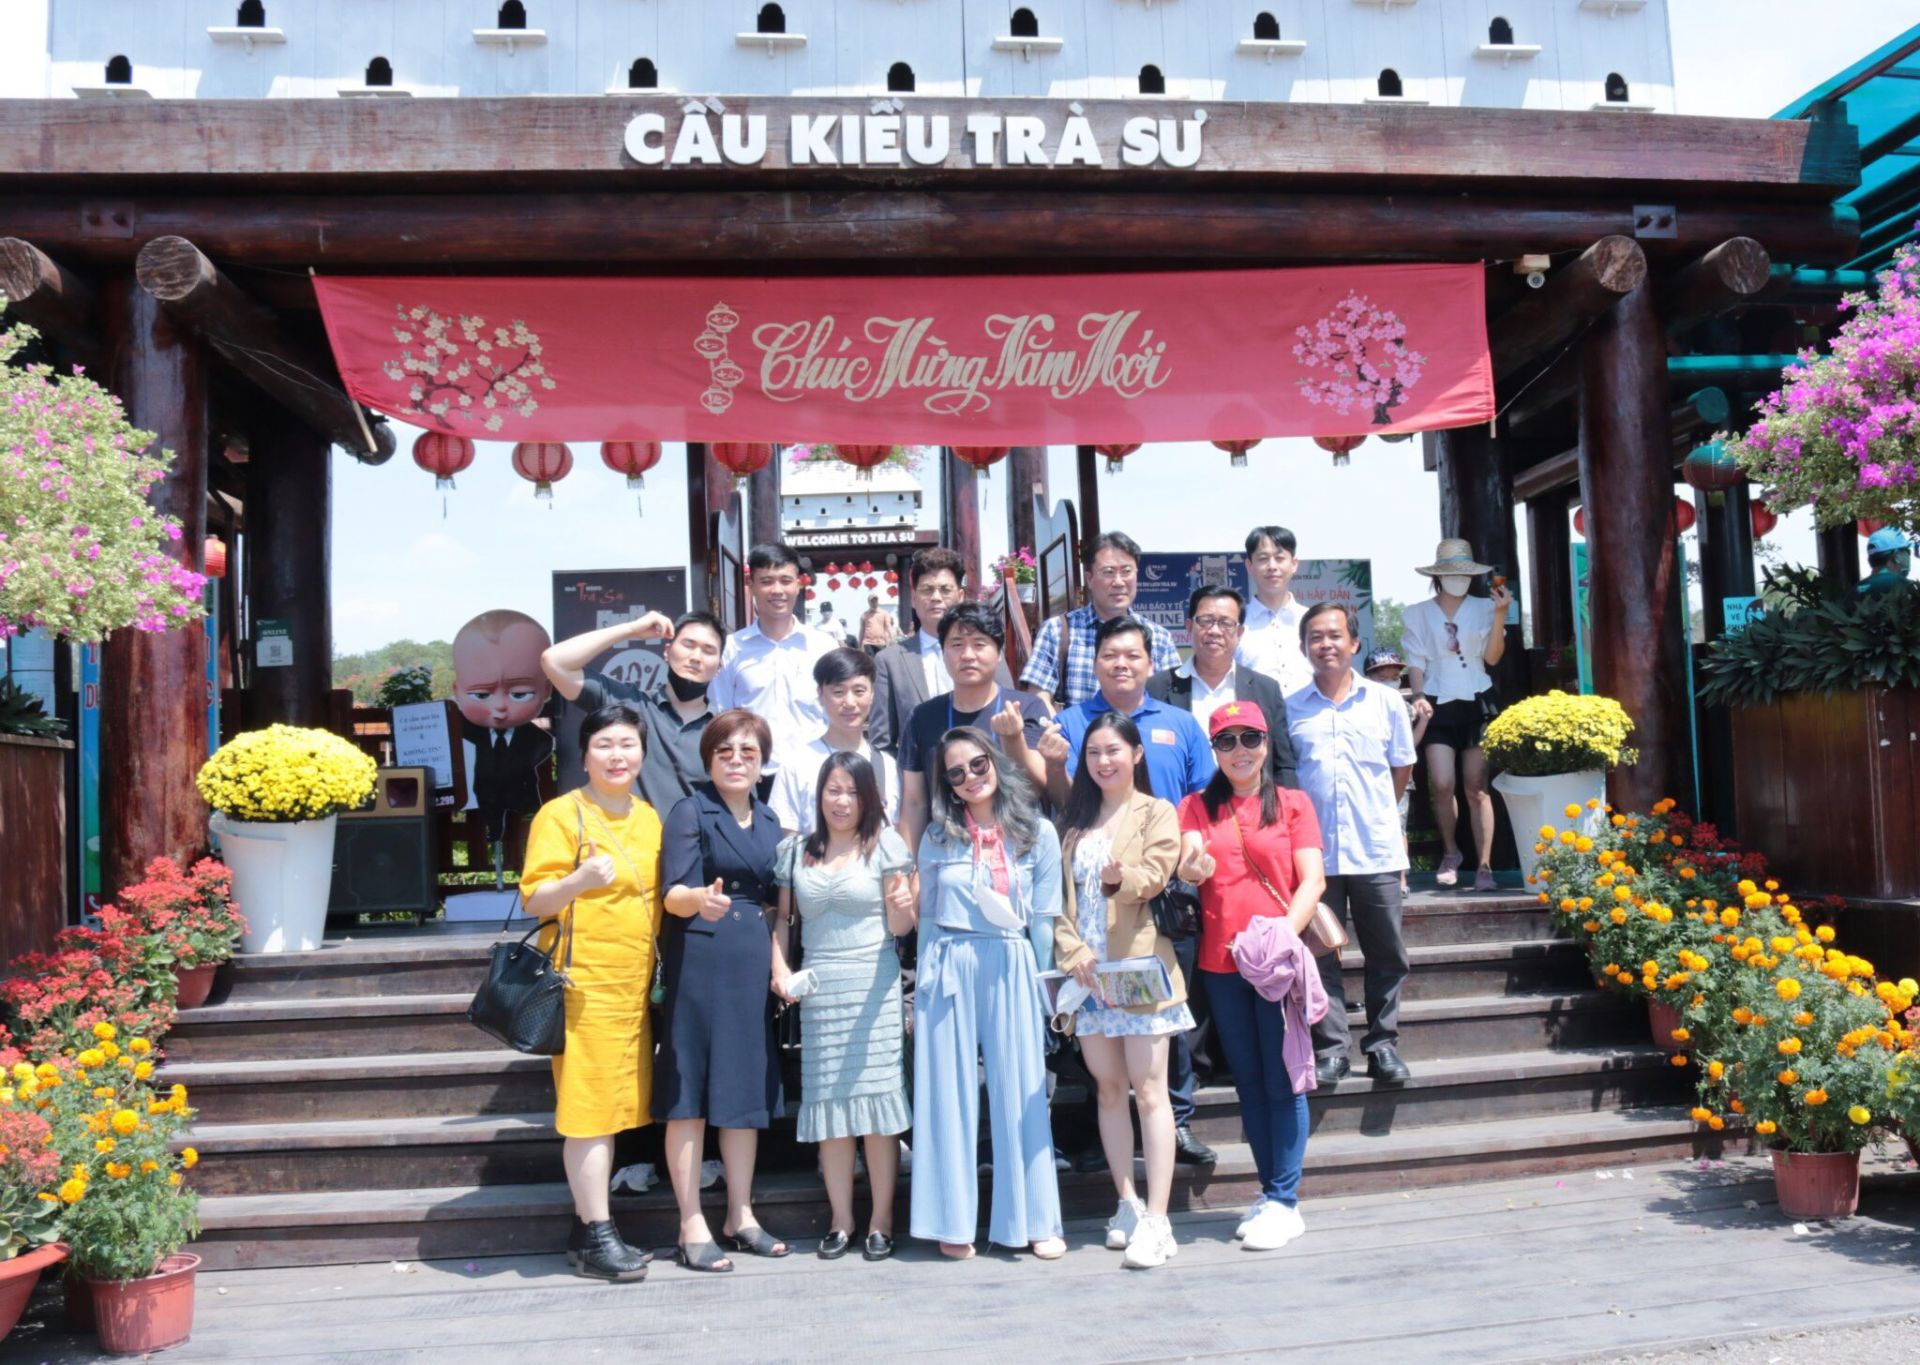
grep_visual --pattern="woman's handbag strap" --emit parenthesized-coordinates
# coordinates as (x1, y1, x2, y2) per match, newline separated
(498, 799, 581, 972)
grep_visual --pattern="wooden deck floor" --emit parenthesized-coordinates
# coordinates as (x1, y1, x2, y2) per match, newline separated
(10, 1151, 1919, 1364)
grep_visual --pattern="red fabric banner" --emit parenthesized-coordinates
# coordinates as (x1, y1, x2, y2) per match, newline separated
(314, 266, 1492, 445)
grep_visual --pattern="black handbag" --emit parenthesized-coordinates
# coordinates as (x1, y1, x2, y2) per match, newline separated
(466, 805, 580, 1056)
(1150, 878, 1201, 942)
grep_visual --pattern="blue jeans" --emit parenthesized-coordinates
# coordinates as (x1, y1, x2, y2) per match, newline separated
(1203, 968, 1308, 1207)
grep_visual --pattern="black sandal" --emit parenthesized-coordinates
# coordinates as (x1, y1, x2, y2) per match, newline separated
(817, 1229, 851, 1260)
(720, 1225, 791, 1258)
(675, 1241, 734, 1273)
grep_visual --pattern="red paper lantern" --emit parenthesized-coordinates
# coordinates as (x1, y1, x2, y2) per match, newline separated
(1672, 497, 1697, 535)
(1751, 504, 1779, 539)
(835, 444, 893, 479)
(866, 576, 879, 590)
(1212, 438, 1261, 469)
(951, 445, 1010, 478)
(803, 588, 815, 600)
(859, 561, 874, 574)
(1859, 518, 1885, 537)
(1573, 506, 1586, 537)
(1313, 435, 1365, 468)
(413, 431, 476, 490)
(601, 440, 662, 517)
(712, 442, 774, 481)
(887, 585, 899, 597)
(1096, 443, 1141, 473)
(828, 577, 842, 591)
(202, 536, 227, 580)
(511, 442, 573, 502)
(884, 569, 899, 584)
(823, 562, 840, 575)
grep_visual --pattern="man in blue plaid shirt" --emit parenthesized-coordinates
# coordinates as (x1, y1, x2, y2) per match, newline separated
(1020, 530, 1181, 704)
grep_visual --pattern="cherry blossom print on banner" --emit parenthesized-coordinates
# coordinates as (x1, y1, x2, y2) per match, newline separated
(313, 266, 1492, 445)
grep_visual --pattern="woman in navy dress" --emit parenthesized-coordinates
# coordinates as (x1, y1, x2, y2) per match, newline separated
(658, 708, 789, 1272)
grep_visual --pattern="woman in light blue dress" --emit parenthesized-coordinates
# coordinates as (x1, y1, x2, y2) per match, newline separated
(770, 752, 916, 1262)
(911, 726, 1065, 1261)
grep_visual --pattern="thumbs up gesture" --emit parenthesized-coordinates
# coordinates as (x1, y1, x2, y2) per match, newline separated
(576, 839, 617, 891)
(883, 869, 917, 925)
(697, 877, 732, 921)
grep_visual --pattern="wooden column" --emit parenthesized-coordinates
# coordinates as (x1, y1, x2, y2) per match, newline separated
(1816, 525, 1860, 591)
(1526, 490, 1574, 652)
(101, 276, 210, 894)
(941, 448, 984, 600)
(746, 447, 782, 549)
(1577, 286, 1692, 813)
(244, 422, 332, 729)
(1435, 426, 1527, 696)
(1074, 446, 1103, 550)
(1695, 482, 1755, 834)
(1007, 446, 1048, 563)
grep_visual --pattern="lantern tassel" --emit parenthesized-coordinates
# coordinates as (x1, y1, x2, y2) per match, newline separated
(1230, 451, 1248, 469)
(1333, 452, 1351, 469)
(626, 475, 645, 492)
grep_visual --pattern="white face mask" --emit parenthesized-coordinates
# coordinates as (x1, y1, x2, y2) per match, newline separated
(1439, 574, 1473, 597)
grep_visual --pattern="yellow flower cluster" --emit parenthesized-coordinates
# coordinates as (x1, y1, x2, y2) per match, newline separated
(1482, 690, 1637, 776)
(196, 723, 378, 824)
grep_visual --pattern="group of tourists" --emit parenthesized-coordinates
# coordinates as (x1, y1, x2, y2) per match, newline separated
(522, 527, 1512, 1282)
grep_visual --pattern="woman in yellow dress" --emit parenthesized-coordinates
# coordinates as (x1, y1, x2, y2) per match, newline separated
(520, 702, 662, 1283)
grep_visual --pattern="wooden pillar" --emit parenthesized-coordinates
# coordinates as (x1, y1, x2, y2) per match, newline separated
(746, 446, 782, 548)
(1695, 482, 1755, 833)
(244, 422, 332, 729)
(1577, 286, 1692, 813)
(941, 448, 984, 599)
(1816, 525, 1860, 591)
(1435, 426, 1527, 695)
(100, 276, 209, 894)
(1527, 490, 1574, 651)
(1074, 445, 1102, 550)
(1007, 446, 1048, 562)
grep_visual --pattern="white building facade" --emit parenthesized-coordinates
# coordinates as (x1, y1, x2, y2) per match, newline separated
(5, 2, 1673, 112)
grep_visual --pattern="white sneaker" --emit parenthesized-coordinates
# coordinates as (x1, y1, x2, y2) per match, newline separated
(608, 1162, 656, 1195)
(1105, 1196, 1146, 1250)
(1241, 1200, 1304, 1252)
(1122, 1214, 1176, 1269)
(1233, 1197, 1270, 1240)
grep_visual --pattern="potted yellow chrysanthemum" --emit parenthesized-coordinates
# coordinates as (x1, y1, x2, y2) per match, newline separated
(1483, 691, 1637, 880)
(196, 725, 377, 954)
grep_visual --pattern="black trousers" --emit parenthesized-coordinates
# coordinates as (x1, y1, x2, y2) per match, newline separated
(1309, 872, 1410, 1060)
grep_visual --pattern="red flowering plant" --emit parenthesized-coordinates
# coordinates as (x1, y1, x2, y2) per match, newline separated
(115, 857, 248, 974)
(0, 1099, 65, 1257)
(0, 938, 174, 1066)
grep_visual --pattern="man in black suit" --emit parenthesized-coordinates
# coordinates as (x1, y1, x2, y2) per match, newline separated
(1116, 583, 1301, 1172)
(868, 546, 968, 756)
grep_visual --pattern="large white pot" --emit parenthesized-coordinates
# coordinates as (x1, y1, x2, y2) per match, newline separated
(209, 812, 339, 954)
(1492, 770, 1608, 883)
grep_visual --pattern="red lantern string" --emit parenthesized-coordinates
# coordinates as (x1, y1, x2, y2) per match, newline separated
(1095, 443, 1141, 474)
(1672, 497, 1697, 535)
(951, 446, 1010, 479)
(413, 431, 476, 518)
(712, 443, 774, 483)
(202, 537, 227, 580)
(1212, 438, 1261, 469)
(600, 441, 662, 518)
(511, 442, 573, 506)
(1573, 506, 1586, 538)
(835, 444, 892, 480)
(1751, 504, 1779, 539)
(1859, 517, 1886, 537)
(1313, 435, 1365, 468)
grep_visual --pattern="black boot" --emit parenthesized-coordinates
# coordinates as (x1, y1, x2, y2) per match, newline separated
(566, 1216, 589, 1267)
(575, 1219, 649, 1282)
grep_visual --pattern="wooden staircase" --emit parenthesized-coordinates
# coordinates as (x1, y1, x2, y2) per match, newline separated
(165, 893, 1712, 1269)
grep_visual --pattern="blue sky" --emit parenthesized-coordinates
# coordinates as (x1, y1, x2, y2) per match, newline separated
(328, 2, 1918, 654)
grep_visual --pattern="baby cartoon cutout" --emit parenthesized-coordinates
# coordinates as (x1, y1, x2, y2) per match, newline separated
(452, 609, 555, 844)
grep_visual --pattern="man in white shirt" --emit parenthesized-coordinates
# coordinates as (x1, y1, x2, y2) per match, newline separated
(708, 543, 841, 762)
(1235, 525, 1313, 698)
(769, 647, 900, 834)
(869, 546, 966, 756)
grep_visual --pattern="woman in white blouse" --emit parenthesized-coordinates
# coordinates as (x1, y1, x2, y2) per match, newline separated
(1400, 540, 1513, 893)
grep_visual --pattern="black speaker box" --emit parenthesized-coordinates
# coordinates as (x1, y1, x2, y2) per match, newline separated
(328, 815, 435, 915)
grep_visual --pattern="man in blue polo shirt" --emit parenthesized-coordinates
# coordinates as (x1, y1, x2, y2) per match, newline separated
(1040, 615, 1215, 806)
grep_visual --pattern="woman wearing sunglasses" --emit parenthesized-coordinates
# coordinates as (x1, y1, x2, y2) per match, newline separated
(1053, 711, 1190, 1269)
(1175, 703, 1326, 1252)
(769, 752, 916, 1262)
(910, 727, 1066, 1261)
(657, 708, 790, 1273)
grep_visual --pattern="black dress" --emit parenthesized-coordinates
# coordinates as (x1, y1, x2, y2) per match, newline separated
(655, 785, 785, 1128)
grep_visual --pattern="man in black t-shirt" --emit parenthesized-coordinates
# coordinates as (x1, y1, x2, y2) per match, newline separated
(897, 602, 1050, 849)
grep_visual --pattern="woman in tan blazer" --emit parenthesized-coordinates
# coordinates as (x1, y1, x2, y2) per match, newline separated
(1053, 712, 1192, 1270)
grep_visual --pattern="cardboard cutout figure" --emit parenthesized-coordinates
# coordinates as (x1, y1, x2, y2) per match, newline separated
(452, 609, 555, 842)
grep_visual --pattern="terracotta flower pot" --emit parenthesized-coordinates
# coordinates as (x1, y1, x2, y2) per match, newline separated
(1647, 999, 1688, 1054)
(1769, 1147, 1861, 1221)
(174, 962, 217, 1010)
(88, 1252, 199, 1357)
(0, 1242, 67, 1341)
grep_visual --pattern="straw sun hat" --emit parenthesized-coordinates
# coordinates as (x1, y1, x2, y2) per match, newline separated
(1415, 539, 1494, 577)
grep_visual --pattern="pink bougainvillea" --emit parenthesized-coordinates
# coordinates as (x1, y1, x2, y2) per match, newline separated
(1291, 292, 1427, 426)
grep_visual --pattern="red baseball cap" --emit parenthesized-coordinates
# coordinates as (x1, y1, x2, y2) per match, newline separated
(1208, 701, 1270, 739)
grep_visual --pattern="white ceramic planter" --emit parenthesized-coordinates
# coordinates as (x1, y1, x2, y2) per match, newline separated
(1492, 770, 1607, 882)
(210, 812, 339, 954)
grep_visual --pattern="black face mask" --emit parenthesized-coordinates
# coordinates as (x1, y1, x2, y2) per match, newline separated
(666, 670, 710, 702)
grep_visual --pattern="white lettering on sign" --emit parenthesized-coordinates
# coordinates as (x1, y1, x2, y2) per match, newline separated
(626, 107, 1206, 171)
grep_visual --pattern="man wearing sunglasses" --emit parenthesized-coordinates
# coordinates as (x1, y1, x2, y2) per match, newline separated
(1147, 585, 1299, 791)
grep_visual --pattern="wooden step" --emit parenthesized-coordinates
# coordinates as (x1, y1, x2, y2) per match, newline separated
(166, 995, 490, 1061)
(187, 1106, 1725, 1270)
(1337, 937, 1589, 1000)
(1397, 899, 1557, 947)
(1324, 989, 1642, 1060)
(162, 1050, 556, 1124)
(181, 1113, 561, 1197)
(214, 936, 502, 1002)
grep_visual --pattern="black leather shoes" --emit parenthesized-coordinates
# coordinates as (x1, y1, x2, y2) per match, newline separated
(1173, 1126, 1218, 1166)
(863, 1231, 895, 1261)
(1073, 1147, 1111, 1174)
(575, 1219, 649, 1282)
(1367, 1044, 1412, 1085)
(1315, 1054, 1353, 1087)
(817, 1228, 851, 1260)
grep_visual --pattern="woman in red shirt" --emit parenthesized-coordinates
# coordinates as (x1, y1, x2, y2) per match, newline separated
(1176, 702, 1325, 1252)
